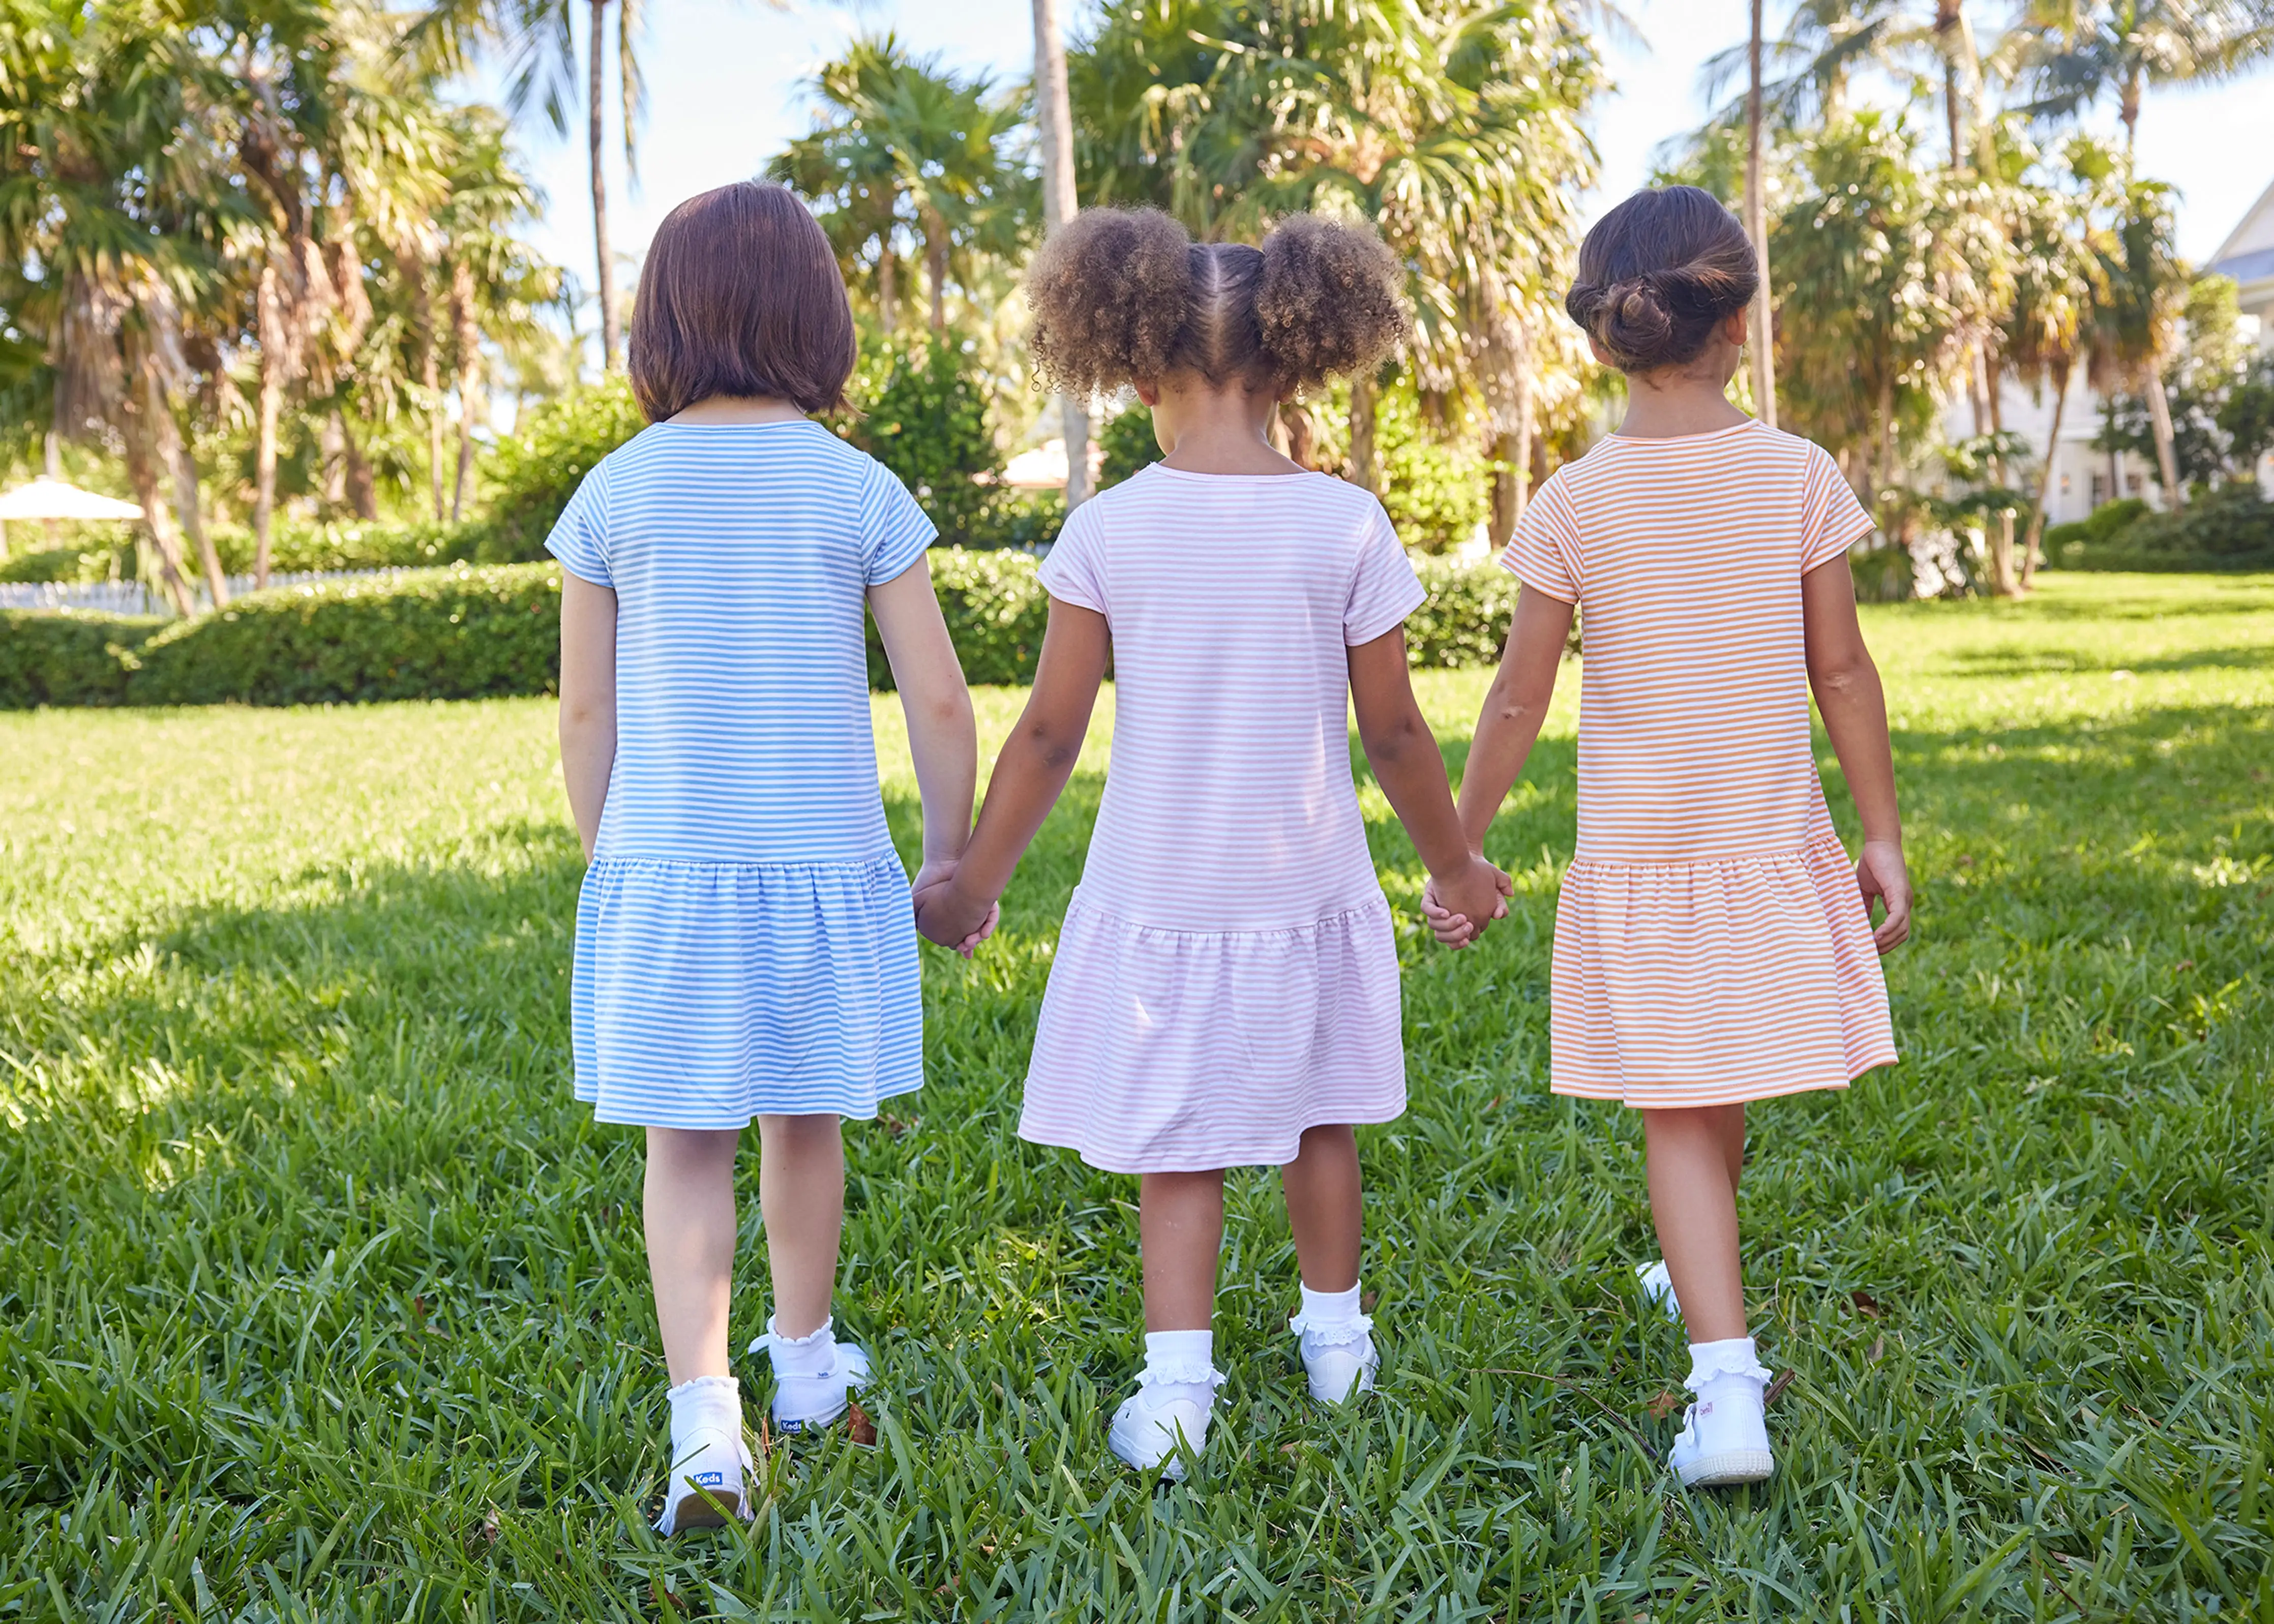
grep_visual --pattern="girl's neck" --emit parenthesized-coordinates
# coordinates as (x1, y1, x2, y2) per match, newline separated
(1148, 374, 1303, 476)
(670, 395, 807, 426)
(1612, 362, 1752, 441)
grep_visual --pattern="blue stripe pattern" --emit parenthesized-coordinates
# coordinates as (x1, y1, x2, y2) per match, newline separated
(547, 419, 936, 1127)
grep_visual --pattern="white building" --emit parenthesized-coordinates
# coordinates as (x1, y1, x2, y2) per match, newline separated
(1955, 178, 2274, 522)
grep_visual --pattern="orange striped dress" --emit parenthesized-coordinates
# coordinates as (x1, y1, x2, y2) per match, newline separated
(1503, 418, 1897, 1108)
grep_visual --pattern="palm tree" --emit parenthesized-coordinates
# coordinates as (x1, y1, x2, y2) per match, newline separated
(2091, 169, 2188, 506)
(1032, 0, 1089, 507)
(2004, 142, 2114, 587)
(415, 0, 698, 373)
(2004, 0, 2274, 153)
(0, 0, 238, 613)
(1745, 0, 1779, 429)
(769, 38, 1032, 339)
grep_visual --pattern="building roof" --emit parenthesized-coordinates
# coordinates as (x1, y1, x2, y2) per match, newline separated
(2212, 177, 2274, 267)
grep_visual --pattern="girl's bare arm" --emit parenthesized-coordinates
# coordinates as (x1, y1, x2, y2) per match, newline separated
(1347, 627, 1511, 942)
(1452, 586, 1574, 852)
(870, 556, 980, 877)
(1802, 556, 1911, 951)
(558, 572, 618, 862)
(916, 597, 1109, 944)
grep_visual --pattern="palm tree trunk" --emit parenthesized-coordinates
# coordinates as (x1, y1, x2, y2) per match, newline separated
(340, 412, 377, 520)
(1033, 0, 1090, 508)
(1745, 0, 1777, 430)
(590, 0, 622, 372)
(1984, 350, 2017, 596)
(924, 209, 948, 335)
(121, 368, 196, 617)
(160, 409, 226, 607)
(2020, 356, 2069, 589)
(877, 247, 899, 335)
(2121, 64, 2141, 153)
(252, 263, 284, 589)
(1280, 403, 1314, 469)
(2144, 369, 2183, 509)
(450, 259, 484, 525)
(43, 430, 61, 550)
(1349, 372, 1380, 495)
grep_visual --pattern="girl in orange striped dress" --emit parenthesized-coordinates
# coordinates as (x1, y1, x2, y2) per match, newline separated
(1426, 186, 1911, 1489)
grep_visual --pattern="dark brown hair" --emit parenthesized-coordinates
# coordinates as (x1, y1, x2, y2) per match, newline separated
(629, 182, 856, 422)
(1565, 186, 1758, 373)
(1026, 207, 1405, 396)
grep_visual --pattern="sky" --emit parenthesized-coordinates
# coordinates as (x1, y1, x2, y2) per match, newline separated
(488, 0, 2273, 354)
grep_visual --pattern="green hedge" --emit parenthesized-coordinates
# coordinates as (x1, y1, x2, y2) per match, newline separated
(2, 551, 1547, 709)
(0, 610, 161, 706)
(2051, 486, 2274, 573)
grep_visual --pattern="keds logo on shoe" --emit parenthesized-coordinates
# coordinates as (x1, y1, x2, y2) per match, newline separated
(694, 1470, 724, 1486)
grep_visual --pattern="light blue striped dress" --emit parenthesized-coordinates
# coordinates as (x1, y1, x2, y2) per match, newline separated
(546, 419, 936, 1128)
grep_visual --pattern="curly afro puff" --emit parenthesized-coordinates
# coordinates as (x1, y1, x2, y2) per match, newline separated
(1026, 207, 1405, 396)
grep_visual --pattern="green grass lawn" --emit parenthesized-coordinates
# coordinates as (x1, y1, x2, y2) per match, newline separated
(3, 572, 2270, 1620)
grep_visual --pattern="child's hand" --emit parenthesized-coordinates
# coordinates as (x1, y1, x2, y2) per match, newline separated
(911, 859, 999, 957)
(1857, 839, 1911, 952)
(1419, 856, 1513, 949)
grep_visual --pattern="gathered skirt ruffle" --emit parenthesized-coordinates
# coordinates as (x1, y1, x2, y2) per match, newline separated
(1020, 890, 1406, 1173)
(570, 855, 922, 1128)
(1549, 836, 1897, 1107)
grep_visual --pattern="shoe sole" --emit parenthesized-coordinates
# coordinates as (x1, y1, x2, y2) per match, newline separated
(663, 1491, 741, 1532)
(1677, 1450, 1775, 1488)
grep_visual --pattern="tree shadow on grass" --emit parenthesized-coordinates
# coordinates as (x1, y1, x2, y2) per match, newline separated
(1942, 643, 2274, 676)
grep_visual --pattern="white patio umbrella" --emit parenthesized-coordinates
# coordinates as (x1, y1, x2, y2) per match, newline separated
(0, 476, 143, 557)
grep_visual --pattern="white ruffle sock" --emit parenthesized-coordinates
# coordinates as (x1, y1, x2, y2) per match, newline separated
(655, 1375, 753, 1535)
(1667, 1336, 1775, 1488)
(752, 1315, 872, 1432)
(1288, 1281, 1379, 1404)
(1109, 1329, 1226, 1479)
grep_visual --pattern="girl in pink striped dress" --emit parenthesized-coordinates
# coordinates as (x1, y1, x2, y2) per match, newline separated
(1428, 187, 1912, 1490)
(917, 208, 1510, 1477)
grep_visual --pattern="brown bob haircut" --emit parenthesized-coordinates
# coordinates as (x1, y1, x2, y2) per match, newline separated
(1565, 186, 1758, 373)
(629, 182, 857, 423)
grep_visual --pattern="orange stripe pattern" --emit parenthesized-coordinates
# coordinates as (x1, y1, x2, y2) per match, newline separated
(1502, 419, 1897, 1107)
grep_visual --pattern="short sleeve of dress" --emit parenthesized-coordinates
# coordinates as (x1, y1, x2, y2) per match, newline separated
(1800, 443, 1877, 572)
(1345, 499, 1426, 645)
(860, 459, 939, 586)
(1036, 500, 1108, 614)
(1501, 472, 1580, 604)
(545, 464, 612, 588)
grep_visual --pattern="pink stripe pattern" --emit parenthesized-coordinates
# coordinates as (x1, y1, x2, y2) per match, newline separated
(1022, 465, 1425, 1172)
(1504, 419, 1898, 1107)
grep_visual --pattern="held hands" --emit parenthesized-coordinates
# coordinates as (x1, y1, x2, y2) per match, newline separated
(1857, 839, 1911, 953)
(911, 856, 1000, 958)
(1418, 853, 1515, 949)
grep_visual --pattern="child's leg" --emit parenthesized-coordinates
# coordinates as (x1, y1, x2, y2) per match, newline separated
(1641, 1104, 1747, 1343)
(755, 1113, 845, 1337)
(1280, 1124, 1378, 1404)
(1280, 1123, 1360, 1292)
(644, 1127, 742, 1384)
(1111, 1169, 1227, 1473)
(1139, 1169, 1225, 1329)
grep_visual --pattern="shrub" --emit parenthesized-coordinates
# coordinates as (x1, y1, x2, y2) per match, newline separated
(2042, 495, 2149, 555)
(1374, 389, 1491, 553)
(130, 564, 561, 706)
(849, 342, 1003, 545)
(204, 519, 488, 575)
(963, 490, 1066, 553)
(1098, 405, 1163, 488)
(2055, 485, 2274, 572)
(869, 547, 1050, 690)
(1406, 558, 1519, 668)
(0, 546, 111, 584)
(0, 610, 158, 706)
(479, 379, 647, 562)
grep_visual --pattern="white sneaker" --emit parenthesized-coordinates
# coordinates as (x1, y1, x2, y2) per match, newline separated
(751, 1325, 873, 1433)
(654, 1376, 754, 1536)
(1668, 1373, 1774, 1488)
(1109, 1386, 1214, 1480)
(1636, 1259, 1681, 1320)
(1289, 1310, 1378, 1404)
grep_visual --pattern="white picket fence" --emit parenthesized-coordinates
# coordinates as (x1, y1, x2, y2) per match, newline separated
(0, 568, 412, 617)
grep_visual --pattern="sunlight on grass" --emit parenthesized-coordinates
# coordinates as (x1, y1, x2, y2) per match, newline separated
(2, 574, 2270, 1617)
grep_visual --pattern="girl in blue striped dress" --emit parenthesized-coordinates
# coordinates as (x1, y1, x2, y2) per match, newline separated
(551, 183, 989, 1535)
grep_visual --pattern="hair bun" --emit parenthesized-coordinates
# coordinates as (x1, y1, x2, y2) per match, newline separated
(1565, 187, 1758, 372)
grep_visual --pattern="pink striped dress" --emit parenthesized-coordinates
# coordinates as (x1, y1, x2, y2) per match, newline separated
(1504, 419, 1898, 1108)
(1022, 464, 1425, 1172)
